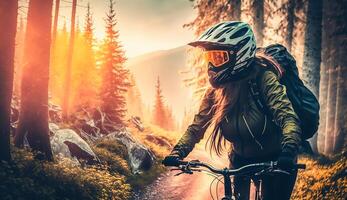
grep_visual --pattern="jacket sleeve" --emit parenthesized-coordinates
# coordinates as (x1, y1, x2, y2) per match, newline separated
(172, 87, 215, 158)
(259, 70, 302, 156)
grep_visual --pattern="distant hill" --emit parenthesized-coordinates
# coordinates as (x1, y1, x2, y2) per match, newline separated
(126, 45, 192, 122)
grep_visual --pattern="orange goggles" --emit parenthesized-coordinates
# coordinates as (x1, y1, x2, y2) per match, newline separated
(203, 50, 233, 67)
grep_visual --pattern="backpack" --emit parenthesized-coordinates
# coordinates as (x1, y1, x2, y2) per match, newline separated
(248, 44, 320, 140)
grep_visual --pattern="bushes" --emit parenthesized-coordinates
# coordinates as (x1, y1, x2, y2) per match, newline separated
(0, 123, 178, 200)
(0, 147, 131, 200)
(292, 150, 347, 200)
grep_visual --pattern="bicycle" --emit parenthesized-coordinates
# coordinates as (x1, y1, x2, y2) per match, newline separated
(163, 159, 306, 200)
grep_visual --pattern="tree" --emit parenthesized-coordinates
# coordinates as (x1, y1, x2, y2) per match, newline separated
(153, 77, 166, 128)
(0, 0, 18, 161)
(14, 0, 54, 160)
(14, 16, 25, 97)
(319, 0, 347, 155)
(52, 0, 60, 45)
(331, 0, 347, 153)
(62, 0, 77, 119)
(284, 0, 295, 51)
(126, 74, 143, 118)
(70, 3, 99, 110)
(50, 22, 69, 106)
(99, 0, 130, 125)
(250, 0, 264, 46)
(301, 0, 323, 153)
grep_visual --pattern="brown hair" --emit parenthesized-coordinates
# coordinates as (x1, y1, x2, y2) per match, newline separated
(206, 51, 279, 156)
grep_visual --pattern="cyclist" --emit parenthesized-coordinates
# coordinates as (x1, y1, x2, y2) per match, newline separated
(163, 21, 302, 200)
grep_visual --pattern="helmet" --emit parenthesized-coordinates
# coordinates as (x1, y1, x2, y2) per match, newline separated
(188, 21, 257, 88)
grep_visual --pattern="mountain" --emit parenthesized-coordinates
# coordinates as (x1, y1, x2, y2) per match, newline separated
(126, 45, 193, 123)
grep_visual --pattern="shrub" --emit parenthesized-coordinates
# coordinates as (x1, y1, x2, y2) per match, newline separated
(0, 147, 131, 200)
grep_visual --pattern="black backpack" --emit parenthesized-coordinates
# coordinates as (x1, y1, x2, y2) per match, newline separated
(248, 44, 320, 140)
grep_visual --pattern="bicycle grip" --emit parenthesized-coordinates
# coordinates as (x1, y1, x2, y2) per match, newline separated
(295, 163, 306, 169)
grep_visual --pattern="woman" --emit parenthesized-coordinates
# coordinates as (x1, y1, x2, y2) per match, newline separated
(163, 21, 302, 200)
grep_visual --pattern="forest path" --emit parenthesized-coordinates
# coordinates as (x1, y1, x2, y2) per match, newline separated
(131, 148, 230, 200)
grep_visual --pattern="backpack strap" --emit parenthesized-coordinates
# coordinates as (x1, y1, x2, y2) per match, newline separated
(248, 70, 273, 118)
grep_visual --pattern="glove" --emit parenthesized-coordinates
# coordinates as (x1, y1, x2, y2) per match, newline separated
(162, 151, 182, 167)
(277, 151, 296, 170)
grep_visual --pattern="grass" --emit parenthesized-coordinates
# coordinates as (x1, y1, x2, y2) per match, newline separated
(292, 149, 347, 200)
(0, 122, 182, 200)
(0, 146, 131, 200)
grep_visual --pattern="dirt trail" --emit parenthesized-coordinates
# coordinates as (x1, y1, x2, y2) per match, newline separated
(132, 148, 230, 200)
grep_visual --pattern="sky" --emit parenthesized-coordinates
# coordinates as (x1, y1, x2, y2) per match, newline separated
(56, 0, 197, 57)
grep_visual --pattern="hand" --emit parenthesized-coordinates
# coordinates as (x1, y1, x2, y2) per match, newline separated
(162, 152, 182, 167)
(277, 151, 296, 170)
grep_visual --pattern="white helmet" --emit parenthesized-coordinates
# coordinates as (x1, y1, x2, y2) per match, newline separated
(189, 21, 257, 87)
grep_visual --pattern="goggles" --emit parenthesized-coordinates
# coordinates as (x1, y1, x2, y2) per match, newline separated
(203, 50, 234, 67)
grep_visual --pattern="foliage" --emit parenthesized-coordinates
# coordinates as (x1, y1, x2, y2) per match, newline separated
(152, 77, 176, 131)
(292, 150, 347, 199)
(99, 0, 130, 125)
(0, 146, 131, 200)
(92, 139, 131, 176)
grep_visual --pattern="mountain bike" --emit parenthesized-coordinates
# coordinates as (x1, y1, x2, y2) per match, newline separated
(164, 159, 306, 200)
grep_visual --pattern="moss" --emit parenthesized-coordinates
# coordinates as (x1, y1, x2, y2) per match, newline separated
(92, 146, 131, 176)
(127, 161, 166, 189)
(94, 139, 128, 160)
(0, 147, 131, 200)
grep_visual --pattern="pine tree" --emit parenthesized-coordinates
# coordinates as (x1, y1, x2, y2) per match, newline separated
(0, 0, 18, 161)
(99, 0, 130, 125)
(153, 77, 166, 128)
(14, 0, 54, 160)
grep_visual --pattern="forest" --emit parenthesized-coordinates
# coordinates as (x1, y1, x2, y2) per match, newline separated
(0, 0, 346, 199)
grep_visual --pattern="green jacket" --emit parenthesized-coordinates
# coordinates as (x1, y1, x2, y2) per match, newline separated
(173, 70, 302, 159)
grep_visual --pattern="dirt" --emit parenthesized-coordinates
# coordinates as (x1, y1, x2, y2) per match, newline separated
(131, 148, 230, 200)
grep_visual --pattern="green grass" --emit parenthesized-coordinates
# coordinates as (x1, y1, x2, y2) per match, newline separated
(0, 146, 131, 200)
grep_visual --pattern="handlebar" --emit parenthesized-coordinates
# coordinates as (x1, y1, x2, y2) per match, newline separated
(164, 159, 306, 177)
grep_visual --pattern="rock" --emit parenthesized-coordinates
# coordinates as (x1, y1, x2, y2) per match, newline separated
(49, 123, 60, 136)
(48, 103, 62, 123)
(107, 129, 156, 173)
(50, 128, 99, 164)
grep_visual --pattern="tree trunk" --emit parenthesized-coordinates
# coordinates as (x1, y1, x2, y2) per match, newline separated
(317, 0, 331, 153)
(332, 0, 347, 153)
(62, 0, 77, 119)
(0, 0, 18, 161)
(229, 0, 241, 21)
(301, 0, 323, 153)
(52, 0, 60, 44)
(14, 0, 54, 161)
(285, 0, 295, 52)
(250, 0, 264, 46)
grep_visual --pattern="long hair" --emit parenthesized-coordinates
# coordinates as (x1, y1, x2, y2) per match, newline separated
(206, 51, 279, 156)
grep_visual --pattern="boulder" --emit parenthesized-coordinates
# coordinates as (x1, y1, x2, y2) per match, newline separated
(107, 129, 156, 173)
(50, 128, 99, 165)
